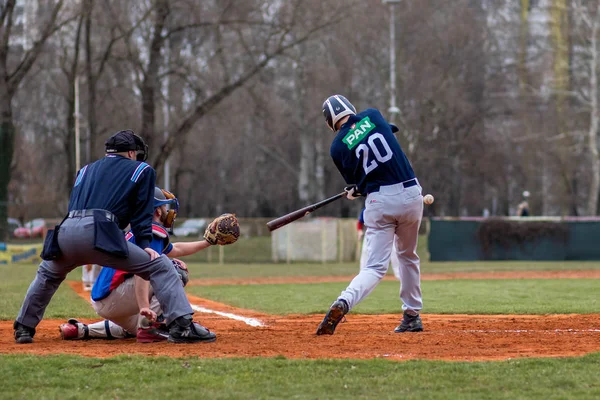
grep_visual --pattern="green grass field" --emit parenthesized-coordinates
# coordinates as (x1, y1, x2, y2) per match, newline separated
(187, 279, 600, 315)
(1, 354, 599, 399)
(1, 254, 600, 399)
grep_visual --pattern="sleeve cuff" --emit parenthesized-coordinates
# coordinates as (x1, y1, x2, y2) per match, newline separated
(137, 238, 151, 249)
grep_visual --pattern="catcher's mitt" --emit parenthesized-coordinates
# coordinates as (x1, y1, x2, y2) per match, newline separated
(204, 213, 240, 245)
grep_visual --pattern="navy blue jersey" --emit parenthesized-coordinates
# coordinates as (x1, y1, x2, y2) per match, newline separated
(69, 154, 155, 249)
(329, 108, 415, 194)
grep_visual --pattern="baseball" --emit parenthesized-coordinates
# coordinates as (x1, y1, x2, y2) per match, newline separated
(423, 194, 434, 205)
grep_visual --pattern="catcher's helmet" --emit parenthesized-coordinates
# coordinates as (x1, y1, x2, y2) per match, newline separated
(154, 187, 179, 229)
(322, 95, 356, 131)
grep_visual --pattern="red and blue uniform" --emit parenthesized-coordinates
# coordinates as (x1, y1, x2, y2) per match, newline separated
(91, 223, 172, 301)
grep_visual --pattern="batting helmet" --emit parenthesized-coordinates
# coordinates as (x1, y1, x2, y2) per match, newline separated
(322, 95, 356, 131)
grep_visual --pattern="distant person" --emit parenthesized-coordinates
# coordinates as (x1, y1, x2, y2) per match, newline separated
(518, 191, 530, 217)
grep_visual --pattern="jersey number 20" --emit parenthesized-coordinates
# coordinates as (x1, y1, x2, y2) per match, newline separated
(355, 133, 393, 174)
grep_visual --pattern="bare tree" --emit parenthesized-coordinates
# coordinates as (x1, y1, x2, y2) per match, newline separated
(0, 0, 67, 239)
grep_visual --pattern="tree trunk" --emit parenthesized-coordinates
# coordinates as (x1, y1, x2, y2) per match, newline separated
(64, 95, 76, 194)
(64, 12, 84, 194)
(0, 99, 14, 241)
(297, 133, 314, 205)
(0, 1, 16, 240)
(449, 155, 462, 216)
(587, 5, 600, 216)
(84, 0, 98, 163)
(315, 133, 326, 201)
(0, 0, 63, 237)
(518, 0, 530, 90)
(140, 0, 169, 153)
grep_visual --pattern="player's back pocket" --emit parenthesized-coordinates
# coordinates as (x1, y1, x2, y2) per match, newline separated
(93, 220, 129, 258)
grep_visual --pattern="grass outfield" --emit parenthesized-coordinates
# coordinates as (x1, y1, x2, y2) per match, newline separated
(186, 279, 600, 315)
(1, 260, 600, 399)
(2, 262, 600, 318)
(1, 354, 600, 399)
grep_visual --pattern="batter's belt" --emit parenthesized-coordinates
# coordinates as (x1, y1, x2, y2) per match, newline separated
(370, 178, 418, 194)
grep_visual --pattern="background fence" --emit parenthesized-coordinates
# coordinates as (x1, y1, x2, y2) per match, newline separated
(428, 217, 600, 261)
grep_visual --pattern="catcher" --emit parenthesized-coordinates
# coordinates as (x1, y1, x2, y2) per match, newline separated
(59, 187, 240, 343)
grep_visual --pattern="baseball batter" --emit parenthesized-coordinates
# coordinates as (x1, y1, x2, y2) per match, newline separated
(317, 95, 424, 335)
(14, 130, 213, 344)
(59, 187, 215, 343)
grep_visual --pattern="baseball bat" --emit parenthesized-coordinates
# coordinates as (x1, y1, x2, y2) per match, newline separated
(266, 191, 346, 232)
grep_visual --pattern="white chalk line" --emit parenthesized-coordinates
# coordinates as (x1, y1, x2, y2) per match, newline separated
(189, 303, 265, 327)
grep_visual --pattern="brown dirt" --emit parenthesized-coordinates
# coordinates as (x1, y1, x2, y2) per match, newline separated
(1, 271, 599, 362)
(2, 314, 600, 362)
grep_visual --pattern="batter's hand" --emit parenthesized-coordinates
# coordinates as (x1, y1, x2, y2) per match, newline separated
(140, 307, 156, 322)
(144, 247, 159, 260)
(344, 185, 361, 200)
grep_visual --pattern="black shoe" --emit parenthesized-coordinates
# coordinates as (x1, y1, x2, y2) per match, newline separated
(14, 322, 35, 344)
(168, 315, 216, 344)
(316, 299, 349, 335)
(394, 311, 423, 333)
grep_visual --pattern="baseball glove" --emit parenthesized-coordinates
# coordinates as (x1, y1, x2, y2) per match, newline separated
(203, 213, 240, 245)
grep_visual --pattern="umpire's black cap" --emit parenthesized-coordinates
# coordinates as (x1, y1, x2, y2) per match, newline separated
(105, 130, 148, 161)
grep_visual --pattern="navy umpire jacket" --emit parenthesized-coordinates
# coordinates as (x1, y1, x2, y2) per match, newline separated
(68, 154, 155, 249)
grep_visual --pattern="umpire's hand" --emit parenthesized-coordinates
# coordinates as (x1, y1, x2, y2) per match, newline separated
(144, 248, 159, 260)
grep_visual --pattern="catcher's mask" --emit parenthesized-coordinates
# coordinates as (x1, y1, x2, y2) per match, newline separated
(105, 130, 148, 162)
(322, 95, 356, 132)
(154, 187, 179, 229)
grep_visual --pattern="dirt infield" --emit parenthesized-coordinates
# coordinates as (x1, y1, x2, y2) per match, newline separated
(1, 271, 599, 361)
(2, 314, 599, 361)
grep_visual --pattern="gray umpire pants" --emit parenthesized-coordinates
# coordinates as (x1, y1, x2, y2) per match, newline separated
(16, 215, 193, 329)
(339, 181, 424, 312)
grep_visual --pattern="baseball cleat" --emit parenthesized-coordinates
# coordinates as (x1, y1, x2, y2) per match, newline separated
(394, 311, 423, 333)
(59, 319, 89, 340)
(137, 322, 169, 343)
(316, 299, 349, 335)
(14, 322, 35, 344)
(168, 315, 216, 344)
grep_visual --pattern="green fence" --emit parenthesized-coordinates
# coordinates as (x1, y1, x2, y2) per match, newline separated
(428, 217, 600, 261)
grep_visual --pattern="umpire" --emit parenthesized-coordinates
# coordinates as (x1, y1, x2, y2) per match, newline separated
(14, 130, 215, 344)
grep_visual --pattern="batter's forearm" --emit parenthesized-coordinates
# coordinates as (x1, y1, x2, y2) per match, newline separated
(169, 241, 211, 258)
(134, 276, 151, 309)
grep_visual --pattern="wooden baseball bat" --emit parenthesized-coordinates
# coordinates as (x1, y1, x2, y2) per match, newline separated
(266, 191, 346, 232)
